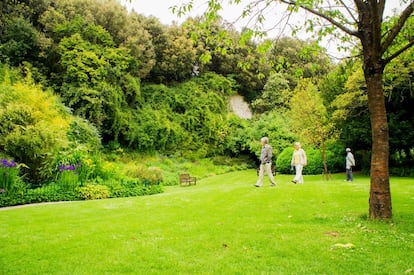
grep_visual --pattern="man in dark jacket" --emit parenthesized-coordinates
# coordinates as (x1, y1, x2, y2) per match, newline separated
(254, 137, 276, 187)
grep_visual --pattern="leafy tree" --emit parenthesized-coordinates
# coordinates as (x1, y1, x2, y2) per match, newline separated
(155, 25, 197, 83)
(0, 0, 49, 29)
(56, 19, 140, 142)
(39, 0, 156, 79)
(329, 61, 371, 169)
(186, 0, 414, 219)
(383, 47, 414, 175)
(267, 37, 332, 81)
(251, 72, 291, 113)
(288, 78, 335, 176)
(118, 14, 155, 78)
(182, 16, 269, 101)
(0, 17, 40, 66)
(319, 62, 353, 113)
(143, 17, 170, 83)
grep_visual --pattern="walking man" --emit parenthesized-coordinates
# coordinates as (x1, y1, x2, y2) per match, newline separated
(254, 137, 276, 187)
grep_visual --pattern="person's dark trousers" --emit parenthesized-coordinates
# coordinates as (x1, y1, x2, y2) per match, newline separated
(346, 168, 353, 181)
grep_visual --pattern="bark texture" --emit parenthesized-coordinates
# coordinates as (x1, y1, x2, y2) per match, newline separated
(357, 0, 392, 219)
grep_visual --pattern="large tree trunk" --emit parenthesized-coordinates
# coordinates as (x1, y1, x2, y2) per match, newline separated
(365, 71, 392, 219)
(358, 0, 392, 219)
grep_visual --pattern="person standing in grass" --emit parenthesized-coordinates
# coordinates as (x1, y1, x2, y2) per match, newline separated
(254, 137, 276, 187)
(291, 142, 307, 184)
(345, 148, 355, 182)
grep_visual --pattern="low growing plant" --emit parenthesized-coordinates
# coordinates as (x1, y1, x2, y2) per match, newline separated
(127, 165, 163, 185)
(77, 184, 110, 200)
(102, 178, 162, 198)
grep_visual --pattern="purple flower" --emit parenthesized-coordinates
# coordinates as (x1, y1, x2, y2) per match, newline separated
(1, 159, 9, 167)
(1, 159, 17, 168)
(59, 164, 77, 172)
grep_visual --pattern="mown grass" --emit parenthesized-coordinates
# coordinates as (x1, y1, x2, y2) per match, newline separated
(1, 171, 413, 274)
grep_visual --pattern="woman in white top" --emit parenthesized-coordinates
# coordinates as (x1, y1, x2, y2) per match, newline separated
(291, 142, 307, 184)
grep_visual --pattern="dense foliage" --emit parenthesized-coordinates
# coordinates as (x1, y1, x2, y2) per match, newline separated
(0, 0, 413, 207)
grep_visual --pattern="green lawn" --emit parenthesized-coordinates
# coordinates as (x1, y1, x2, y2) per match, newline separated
(1, 171, 413, 274)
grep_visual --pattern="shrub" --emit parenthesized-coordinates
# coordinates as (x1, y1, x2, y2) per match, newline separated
(67, 116, 102, 152)
(276, 147, 323, 175)
(225, 111, 295, 161)
(277, 144, 348, 175)
(0, 184, 82, 207)
(303, 148, 324, 175)
(78, 184, 110, 200)
(325, 142, 347, 173)
(44, 150, 103, 185)
(27, 185, 82, 203)
(0, 75, 71, 183)
(127, 165, 163, 185)
(94, 161, 124, 181)
(105, 179, 163, 198)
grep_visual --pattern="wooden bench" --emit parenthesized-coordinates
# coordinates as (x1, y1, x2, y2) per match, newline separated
(179, 173, 197, 186)
(256, 164, 276, 176)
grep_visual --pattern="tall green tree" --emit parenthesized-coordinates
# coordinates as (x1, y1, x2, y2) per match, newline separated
(288, 79, 334, 176)
(0, 17, 40, 66)
(155, 25, 197, 83)
(251, 72, 291, 113)
(267, 37, 332, 82)
(56, 18, 140, 142)
(184, 0, 414, 219)
(329, 62, 371, 149)
(182, 16, 269, 101)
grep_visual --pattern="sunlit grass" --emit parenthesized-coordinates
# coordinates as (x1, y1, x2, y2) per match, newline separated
(1, 171, 413, 274)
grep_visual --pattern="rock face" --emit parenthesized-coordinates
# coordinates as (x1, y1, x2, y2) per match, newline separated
(229, 95, 252, 119)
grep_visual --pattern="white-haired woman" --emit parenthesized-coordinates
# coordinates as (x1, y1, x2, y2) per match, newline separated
(291, 142, 307, 184)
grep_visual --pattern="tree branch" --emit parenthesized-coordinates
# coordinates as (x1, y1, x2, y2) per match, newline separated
(338, 0, 358, 23)
(380, 2, 414, 56)
(383, 39, 414, 65)
(279, 0, 359, 37)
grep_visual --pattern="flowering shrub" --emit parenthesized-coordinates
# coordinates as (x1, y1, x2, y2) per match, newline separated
(58, 164, 79, 190)
(0, 159, 21, 194)
(46, 149, 100, 183)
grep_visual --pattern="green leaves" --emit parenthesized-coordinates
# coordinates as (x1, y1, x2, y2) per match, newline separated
(0, 69, 71, 183)
(171, 1, 194, 18)
(0, 17, 40, 66)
